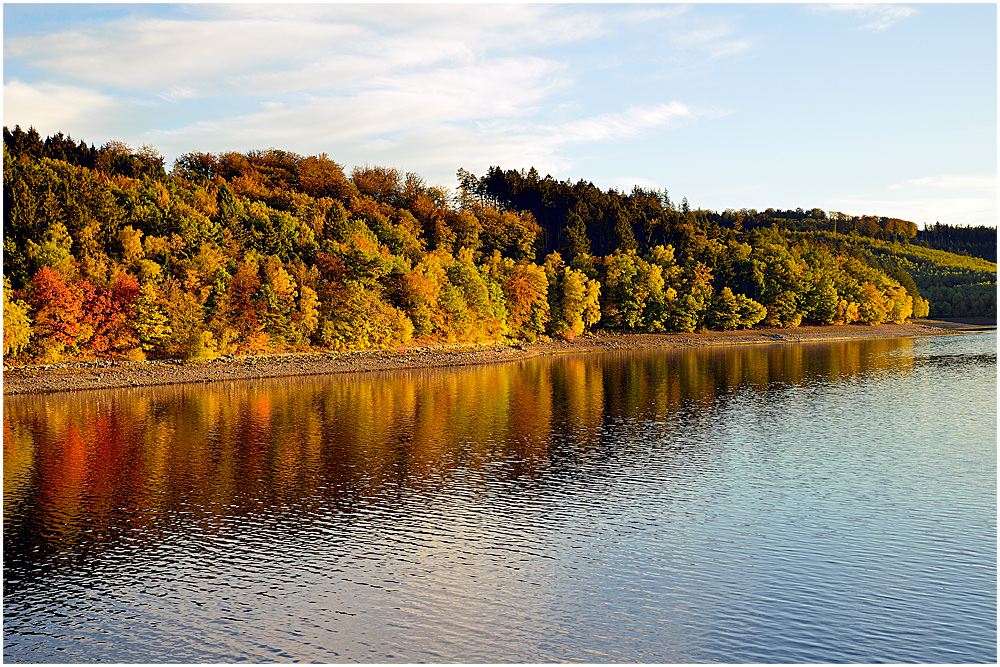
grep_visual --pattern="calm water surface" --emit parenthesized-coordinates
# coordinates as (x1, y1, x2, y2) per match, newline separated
(4, 333, 996, 663)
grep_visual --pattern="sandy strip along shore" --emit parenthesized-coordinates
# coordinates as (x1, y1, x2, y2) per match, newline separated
(2, 320, 992, 395)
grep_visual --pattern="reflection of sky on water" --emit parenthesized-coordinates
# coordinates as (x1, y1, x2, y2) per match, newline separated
(3, 334, 996, 662)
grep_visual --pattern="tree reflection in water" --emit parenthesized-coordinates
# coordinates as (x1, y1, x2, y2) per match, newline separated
(4, 338, 915, 565)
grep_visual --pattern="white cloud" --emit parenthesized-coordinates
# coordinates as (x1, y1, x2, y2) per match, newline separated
(816, 4, 918, 32)
(671, 25, 751, 59)
(2, 4, 601, 99)
(827, 172, 997, 227)
(204, 3, 607, 51)
(626, 15, 753, 83)
(4, 18, 372, 95)
(158, 86, 199, 102)
(147, 99, 708, 187)
(889, 174, 997, 193)
(146, 53, 568, 146)
(542, 103, 697, 144)
(2, 79, 118, 137)
(3, 4, 737, 187)
(3, 4, 747, 104)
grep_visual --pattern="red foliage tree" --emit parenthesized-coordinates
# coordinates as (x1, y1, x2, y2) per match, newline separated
(28, 266, 83, 347)
(77, 272, 141, 354)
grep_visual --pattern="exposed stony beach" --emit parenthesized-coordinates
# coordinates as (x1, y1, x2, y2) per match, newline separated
(2, 320, 992, 396)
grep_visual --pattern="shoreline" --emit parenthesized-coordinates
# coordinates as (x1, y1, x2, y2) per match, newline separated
(2, 320, 993, 396)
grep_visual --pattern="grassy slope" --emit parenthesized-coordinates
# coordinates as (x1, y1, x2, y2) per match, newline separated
(790, 231, 997, 318)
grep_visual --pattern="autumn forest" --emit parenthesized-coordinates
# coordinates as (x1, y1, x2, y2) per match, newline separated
(3, 126, 996, 364)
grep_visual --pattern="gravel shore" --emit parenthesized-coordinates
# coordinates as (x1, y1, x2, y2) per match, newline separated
(2, 320, 990, 395)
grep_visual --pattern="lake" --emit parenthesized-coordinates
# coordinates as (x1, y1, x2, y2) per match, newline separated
(3, 332, 996, 663)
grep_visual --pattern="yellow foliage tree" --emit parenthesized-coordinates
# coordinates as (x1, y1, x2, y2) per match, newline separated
(857, 283, 888, 325)
(3, 276, 32, 360)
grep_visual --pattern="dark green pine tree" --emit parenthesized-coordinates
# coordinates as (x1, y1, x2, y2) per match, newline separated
(608, 200, 638, 253)
(561, 211, 591, 262)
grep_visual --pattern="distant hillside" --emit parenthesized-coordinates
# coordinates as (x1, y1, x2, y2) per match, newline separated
(785, 231, 996, 320)
(914, 222, 997, 264)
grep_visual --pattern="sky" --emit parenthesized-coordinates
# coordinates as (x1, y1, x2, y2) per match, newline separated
(3, 2, 997, 227)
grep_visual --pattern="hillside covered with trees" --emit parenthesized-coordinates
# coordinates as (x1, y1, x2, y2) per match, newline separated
(3, 126, 996, 364)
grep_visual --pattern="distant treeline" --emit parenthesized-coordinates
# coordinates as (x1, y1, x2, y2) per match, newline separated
(914, 222, 997, 263)
(3, 125, 995, 364)
(460, 165, 996, 260)
(3, 125, 167, 180)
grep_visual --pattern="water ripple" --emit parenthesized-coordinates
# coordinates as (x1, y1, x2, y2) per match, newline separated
(4, 334, 996, 663)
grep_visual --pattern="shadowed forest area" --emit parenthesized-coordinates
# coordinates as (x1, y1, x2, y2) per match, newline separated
(4, 125, 996, 365)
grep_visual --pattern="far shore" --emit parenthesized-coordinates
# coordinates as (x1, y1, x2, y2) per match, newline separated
(2, 319, 994, 396)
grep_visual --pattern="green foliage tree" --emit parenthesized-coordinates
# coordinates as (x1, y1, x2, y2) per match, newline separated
(735, 292, 767, 328)
(24, 219, 76, 278)
(668, 262, 713, 332)
(707, 287, 741, 330)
